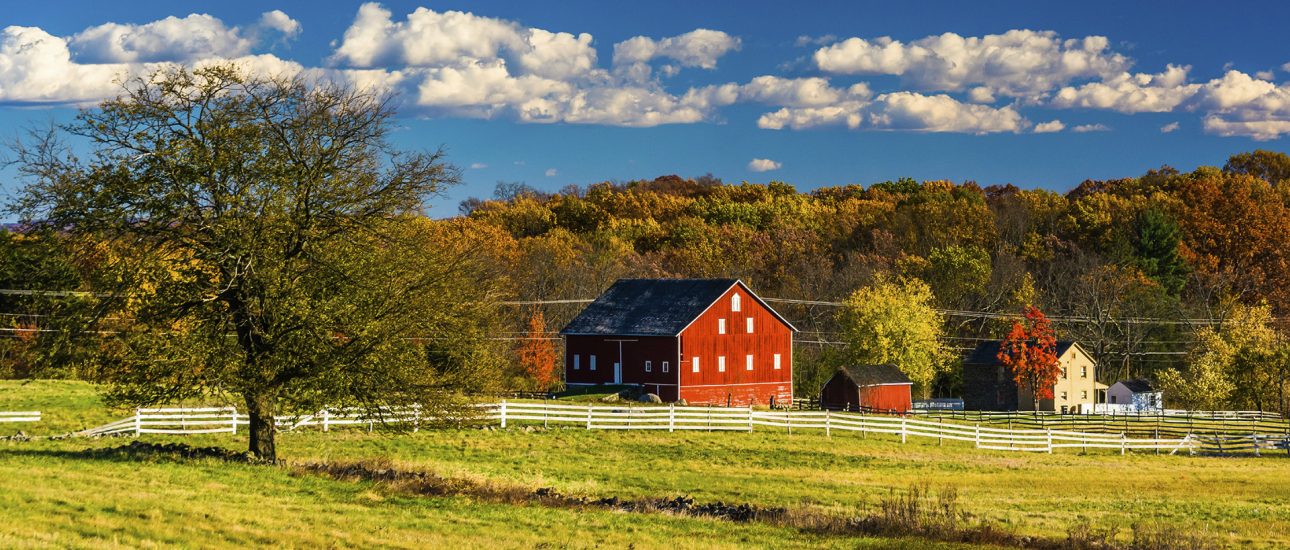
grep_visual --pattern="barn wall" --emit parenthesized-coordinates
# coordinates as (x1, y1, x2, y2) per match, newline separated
(677, 284, 793, 406)
(859, 384, 912, 413)
(820, 374, 859, 410)
(564, 335, 679, 400)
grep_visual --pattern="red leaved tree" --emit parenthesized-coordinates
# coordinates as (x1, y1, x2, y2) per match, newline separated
(997, 306, 1061, 411)
(518, 309, 558, 391)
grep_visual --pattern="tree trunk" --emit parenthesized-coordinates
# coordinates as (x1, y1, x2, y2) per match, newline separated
(244, 391, 278, 461)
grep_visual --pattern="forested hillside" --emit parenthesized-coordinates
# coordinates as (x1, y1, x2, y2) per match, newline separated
(4, 151, 1289, 411)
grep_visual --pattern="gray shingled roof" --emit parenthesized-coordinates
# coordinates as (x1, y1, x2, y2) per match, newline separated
(837, 364, 911, 386)
(559, 278, 795, 336)
(963, 340, 1077, 366)
(1117, 378, 1156, 393)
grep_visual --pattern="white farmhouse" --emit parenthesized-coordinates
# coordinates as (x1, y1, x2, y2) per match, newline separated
(1106, 379, 1162, 412)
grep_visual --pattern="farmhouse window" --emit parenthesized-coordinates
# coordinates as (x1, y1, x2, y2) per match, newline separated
(718, 356, 726, 372)
(746, 354, 754, 371)
(1081, 391, 1088, 399)
(732, 293, 741, 312)
(1081, 366, 1087, 378)
(746, 317, 754, 333)
(1060, 391, 1067, 400)
(645, 360, 652, 373)
(1111, 395, 1117, 404)
(692, 357, 700, 373)
(1061, 368, 1067, 379)
(718, 318, 726, 334)
(590, 355, 597, 371)
(574, 355, 581, 370)
(773, 354, 781, 370)
(662, 361, 670, 373)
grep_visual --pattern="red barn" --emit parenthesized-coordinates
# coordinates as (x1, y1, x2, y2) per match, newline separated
(560, 279, 796, 406)
(819, 364, 912, 413)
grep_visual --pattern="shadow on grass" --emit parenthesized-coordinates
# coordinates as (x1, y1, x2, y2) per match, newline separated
(0, 440, 261, 464)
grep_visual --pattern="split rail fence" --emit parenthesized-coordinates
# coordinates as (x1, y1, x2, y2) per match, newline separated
(0, 411, 41, 424)
(76, 402, 1290, 456)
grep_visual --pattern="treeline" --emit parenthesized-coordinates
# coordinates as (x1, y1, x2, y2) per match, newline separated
(4, 150, 1290, 412)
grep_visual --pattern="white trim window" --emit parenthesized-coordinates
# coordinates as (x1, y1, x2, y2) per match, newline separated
(718, 318, 726, 334)
(662, 361, 670, 373)
(718, 356, 726, 372)
(773, 353, 781, 370)
(590, 355, 597, 371)
(645, 360, 652, 373)
(692, 357, 700, 373)
(746, 317, 754, 333)
(574, 355, 581, 370)
(731, 293, 741, 312)
(1081, 366, 1088, 378)
(745, 354, 753, 371)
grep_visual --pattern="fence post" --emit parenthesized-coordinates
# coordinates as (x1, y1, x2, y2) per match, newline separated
(748, 405, 754, 433)
(414, 405, 421, 433)
(543, 401, 548, 429)
(825, 409, 831, 438)
(322, 409, 330, 432)
(785, 408, 792, 435)
(586, 405, 593, 430)
(230, 408, 238, 434)
(900, 416, 907, 444)
(1121, 432, 1127, 456)
(1254, 434, 1260, 457)
(134, 408, 141, 437)
(1047, 429, 1053, 454)
(669, 403, 675, 433)
(500, 399, 508, 429)
(974, 423, 980, 448)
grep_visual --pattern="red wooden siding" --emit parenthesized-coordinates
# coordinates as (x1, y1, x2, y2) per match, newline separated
(858, 384, 912, 413)
(564, 335, 679, 401)
(678, 283, 792, 406)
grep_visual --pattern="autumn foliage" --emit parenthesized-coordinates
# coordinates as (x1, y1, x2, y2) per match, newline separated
(998, 306, 1062, 410)
(518, 309, 558, 391)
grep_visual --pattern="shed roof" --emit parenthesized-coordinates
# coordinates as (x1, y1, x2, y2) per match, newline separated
(962, 340, 1078, 366)
(1115, 378, 1156, 393)
(836, 364, 912, 387)
(559, 278, 796, 336)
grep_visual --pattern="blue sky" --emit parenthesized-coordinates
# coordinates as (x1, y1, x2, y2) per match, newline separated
(2, 1, 1290, 217)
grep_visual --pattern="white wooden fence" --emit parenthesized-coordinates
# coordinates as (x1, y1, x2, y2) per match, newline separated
(0, 411, 41, 424)
(76, 402, 1290, 456)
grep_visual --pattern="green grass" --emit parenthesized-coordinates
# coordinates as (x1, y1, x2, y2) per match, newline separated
(552, 384, 639, 402)
(5, 380, 1290, 548)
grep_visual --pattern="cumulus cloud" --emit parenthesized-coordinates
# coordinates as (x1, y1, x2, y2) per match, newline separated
(1072, 123, 1110, 132)
(469, 162, 488, 169)
(812, 30, 1130, 100)
(1052, 64, 1198, 113)
(1033, 120, 1065, 133)
(258, 10, 302, 39)
(1160, 121, 1180, 133)
(1192, 70, 1290, 139)
(68, 11, 300, 64)
(612, 29, 740, 70)
(757, 91, 1027, 134)
(544, 168, 558, 177)
(748, 158, 781, 172)
(0, 26, 133, 104)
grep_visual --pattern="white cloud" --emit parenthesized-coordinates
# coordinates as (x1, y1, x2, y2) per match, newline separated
(1160, 121, 1180, 133)
(544, 168, 558, 177)
(757, 91, 1026, 134)
(0, 26, 133, 104)
(1071, 123, 1110, 132)
(612, 29, 740, 70)
(1034, 120, 1065, 133)
(967, 86, 995, 103)
(812, 30, 1130, 100)
(737, 76, 869, 107)
(1052, 64, 1199, 113)
(1256, 70, 1275, 81)
(68, 11, 300, 64)
(1202, 117, 1290, 141)
(748, 158, 781, 172)
(794, 34, 837, 47)
(469, 162, 488, 169)
(1192, 70, 1290, 139)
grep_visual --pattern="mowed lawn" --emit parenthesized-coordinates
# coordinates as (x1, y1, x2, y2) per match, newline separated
(4, 380, 1290, 548)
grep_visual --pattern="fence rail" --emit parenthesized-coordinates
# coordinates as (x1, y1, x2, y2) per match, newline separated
(75, 402, 1290, 456)
(0, 411, 41, 423)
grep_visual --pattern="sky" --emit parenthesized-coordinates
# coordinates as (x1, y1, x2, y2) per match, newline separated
(2, 1, 1290, 217)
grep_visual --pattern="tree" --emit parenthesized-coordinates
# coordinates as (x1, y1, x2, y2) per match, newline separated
(1158, 302, 1288, 412)
(997, 306, 1061, 411)
(10, 66, 498, 460)
(517, 309, 558, 391)
(1223, 149, 1290, 185)
(836, 275, 952, 398)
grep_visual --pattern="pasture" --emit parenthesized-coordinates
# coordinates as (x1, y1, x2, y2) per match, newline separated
(3, 380, 1289, 548)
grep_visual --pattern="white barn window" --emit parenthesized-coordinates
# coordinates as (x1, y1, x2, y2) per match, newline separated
(645, 360, 652, 373)
(718, 356, 726, 372)
(574, 355, 581, 370)
(773, 353, 781, 370)
(746, 317, 754, 333)
(718, 318, 726, 334)
(745, 354, 753, 371)
(731, 293, 741, 312)
(590, 355, 597, 371)
(662, 361, 670, 373)
(692, 357, 700, 373)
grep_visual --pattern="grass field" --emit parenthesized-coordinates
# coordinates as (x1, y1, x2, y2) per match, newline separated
(3, 380, 1290, 548)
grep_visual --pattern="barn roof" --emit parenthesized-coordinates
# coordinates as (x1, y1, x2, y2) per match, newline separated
(837, 364, 912, 386)
(962, 340, 1078, 366)
(559, 278, 797, 336)
(1116, 378, 1156, 393)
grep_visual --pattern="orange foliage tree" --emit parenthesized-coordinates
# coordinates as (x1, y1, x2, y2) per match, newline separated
(518, 309, 558, 391)
(997, 306, 1061, 411)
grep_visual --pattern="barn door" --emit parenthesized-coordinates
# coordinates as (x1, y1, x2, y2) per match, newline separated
(613, 362, 622, 384)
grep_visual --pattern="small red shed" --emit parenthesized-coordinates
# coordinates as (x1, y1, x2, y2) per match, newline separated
(820, 364, 912, 413)
(560, 278, 797, 406)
